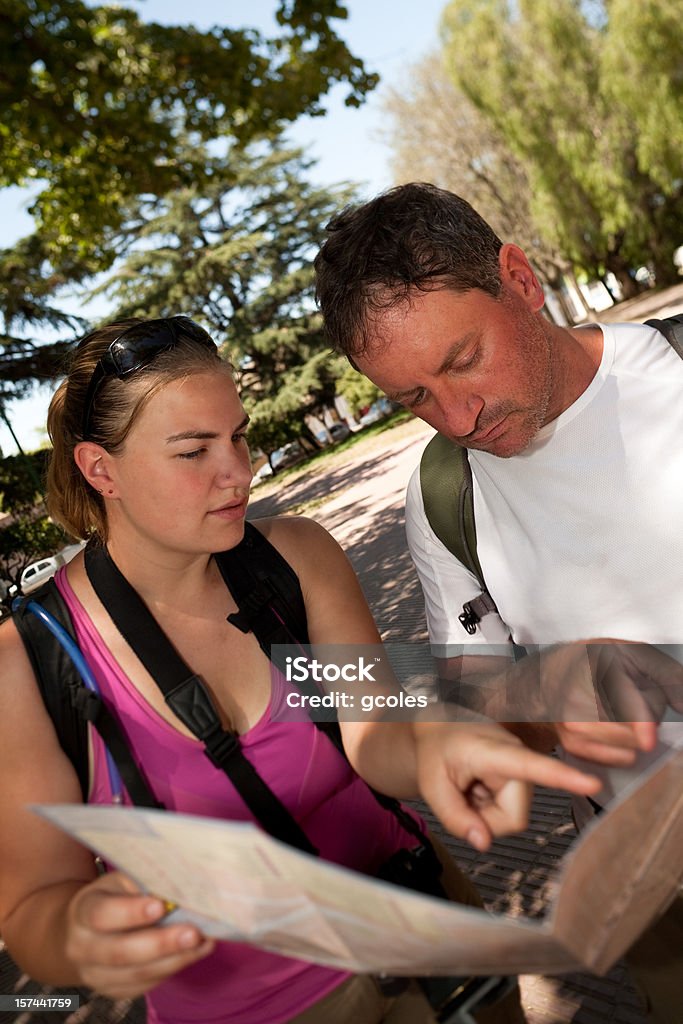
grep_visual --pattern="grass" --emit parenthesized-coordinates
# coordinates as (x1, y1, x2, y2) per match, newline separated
(254, 409, 416, 492)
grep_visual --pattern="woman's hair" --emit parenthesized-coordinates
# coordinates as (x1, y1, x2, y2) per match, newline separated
(47, 318, 232, 541)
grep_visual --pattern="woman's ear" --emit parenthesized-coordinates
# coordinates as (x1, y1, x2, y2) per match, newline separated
(73, 442, 117, 497)
(499, 243, 545, 311)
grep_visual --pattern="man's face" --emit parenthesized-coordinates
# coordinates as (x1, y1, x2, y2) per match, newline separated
(353, 282, 558, 458)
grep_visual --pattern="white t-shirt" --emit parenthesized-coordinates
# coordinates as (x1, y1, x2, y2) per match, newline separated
(405, 321, 683, 794)
(406, 321, 683, 653)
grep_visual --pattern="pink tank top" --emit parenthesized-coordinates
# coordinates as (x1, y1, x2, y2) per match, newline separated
(55, 568, 420, 1024)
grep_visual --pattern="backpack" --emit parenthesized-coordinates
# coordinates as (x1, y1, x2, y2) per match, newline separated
(419, 314, 683, 636)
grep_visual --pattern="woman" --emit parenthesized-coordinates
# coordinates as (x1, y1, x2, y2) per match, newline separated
(0, 317, 599, 1024)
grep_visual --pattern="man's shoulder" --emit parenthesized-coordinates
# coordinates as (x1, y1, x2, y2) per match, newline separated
(605, 319, 683, 376)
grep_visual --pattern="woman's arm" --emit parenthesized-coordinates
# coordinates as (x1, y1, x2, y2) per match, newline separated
(0, 618, 213, 995)
(257, 516, 601, 851)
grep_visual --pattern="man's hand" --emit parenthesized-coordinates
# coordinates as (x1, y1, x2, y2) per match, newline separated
(542, 642, 683, 765)
(412, 720, 600, 852)
(440, 641, 683, 767)
(65, 872, 214, 999)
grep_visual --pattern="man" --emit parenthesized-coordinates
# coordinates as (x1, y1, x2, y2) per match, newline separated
(314, 182, 683, 1023)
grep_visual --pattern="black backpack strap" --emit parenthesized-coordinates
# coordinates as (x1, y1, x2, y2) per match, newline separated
(218, 523, 433, 849)
(12, 580, 160, 808)
(419, 433, 498, 635)
(84, 540, 317, 855)
(216, 522, 341, 718)
(644, 314, 683, 359)
(13, 579, 90, 799)
(216, 521, 309, 656)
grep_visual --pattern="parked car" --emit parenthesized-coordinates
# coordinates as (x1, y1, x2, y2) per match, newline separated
(328, 422, 351, 443)
(358, 397, 399, 428)
(252, 461, 274, 486)
(271, 441, 306, 472)
(19, 554, 65, 595)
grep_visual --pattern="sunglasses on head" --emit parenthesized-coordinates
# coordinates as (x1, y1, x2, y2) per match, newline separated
(81, 316, 217, 440)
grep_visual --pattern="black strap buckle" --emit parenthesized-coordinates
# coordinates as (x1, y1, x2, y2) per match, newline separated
(458, 602, 480, 635)
(203, 726, 241, 769)
(71, 686, 102, 722)
(165, 674, 223, 738)
(227, 580, 276, 633)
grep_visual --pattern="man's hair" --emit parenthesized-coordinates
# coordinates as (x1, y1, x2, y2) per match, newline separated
(314, 182, 503, 357)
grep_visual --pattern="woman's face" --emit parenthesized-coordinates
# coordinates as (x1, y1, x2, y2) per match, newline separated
(105, 371, 253, 556)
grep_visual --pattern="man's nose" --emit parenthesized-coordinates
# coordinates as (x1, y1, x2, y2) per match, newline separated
(435, 385, 485, 440)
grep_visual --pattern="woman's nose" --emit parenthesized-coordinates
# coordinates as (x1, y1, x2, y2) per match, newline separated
(215, 449, 253, 489)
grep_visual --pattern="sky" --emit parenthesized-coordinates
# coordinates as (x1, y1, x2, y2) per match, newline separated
(0, 0, 448, 453)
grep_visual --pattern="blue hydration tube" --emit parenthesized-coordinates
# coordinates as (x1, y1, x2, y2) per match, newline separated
(15, 597, 124, 802)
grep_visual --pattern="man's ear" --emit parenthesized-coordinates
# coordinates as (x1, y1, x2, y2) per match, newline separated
(73, 442, 117, 497)
(499, 243, 545, 311)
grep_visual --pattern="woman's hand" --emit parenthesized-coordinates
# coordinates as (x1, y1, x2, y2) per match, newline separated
(65, 872, 215, 999)
(412, 720, 601, 852)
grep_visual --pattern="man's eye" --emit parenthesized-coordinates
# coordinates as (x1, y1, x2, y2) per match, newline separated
(454, 348, 480, 372)
(233, 432, 248, 443)
(407, 388, 428, 408)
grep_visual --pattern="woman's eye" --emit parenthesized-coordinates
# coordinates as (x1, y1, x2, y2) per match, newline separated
(177, 449, 204, 460)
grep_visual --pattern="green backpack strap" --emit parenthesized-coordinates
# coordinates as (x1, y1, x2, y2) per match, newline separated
(644, 314, 683, 359)
(419, 433, 497, 635)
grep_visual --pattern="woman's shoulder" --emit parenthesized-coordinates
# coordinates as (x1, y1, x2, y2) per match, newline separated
(0, 612, 31, 670)
(248, 515, 346, 582)
(0, 612, 68, 753)
(250, 514, 334, 554)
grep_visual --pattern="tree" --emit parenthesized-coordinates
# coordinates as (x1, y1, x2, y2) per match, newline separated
(0, 449, 65, 593)
(380, 51, 588, 322)
(334, 362, 382, 417)
(0, 0, 377, 262)
(92, 139, 355, 454)
(0, 0, 378, 403)
(440, 0, 683, 293)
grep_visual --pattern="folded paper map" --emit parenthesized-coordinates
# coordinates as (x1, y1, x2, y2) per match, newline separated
(34, 745, 683, 978)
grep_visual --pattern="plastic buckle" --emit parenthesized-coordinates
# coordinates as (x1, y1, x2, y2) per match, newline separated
(71, 686, 102, 722)
(204, 727, 241, 769)
(458, 602, 479, 635)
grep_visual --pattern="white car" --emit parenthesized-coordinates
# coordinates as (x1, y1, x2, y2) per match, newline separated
(19, 554, 65, 595)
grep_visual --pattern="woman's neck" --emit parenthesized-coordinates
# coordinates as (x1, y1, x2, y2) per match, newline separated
(103, 534, 219, 613)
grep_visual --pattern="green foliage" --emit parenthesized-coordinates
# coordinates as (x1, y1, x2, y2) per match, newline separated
(0, 448, 64, 591)
(0, 511, 65, 591)
(0, 1, 377, 405)
(440, 0, 683, 291)
(380, 51, 577, 300)
(0, 0, 377, 263)
(0, 450, 49, 511)
(96, 140, 355, 453)
(334, 361, 382, 416)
